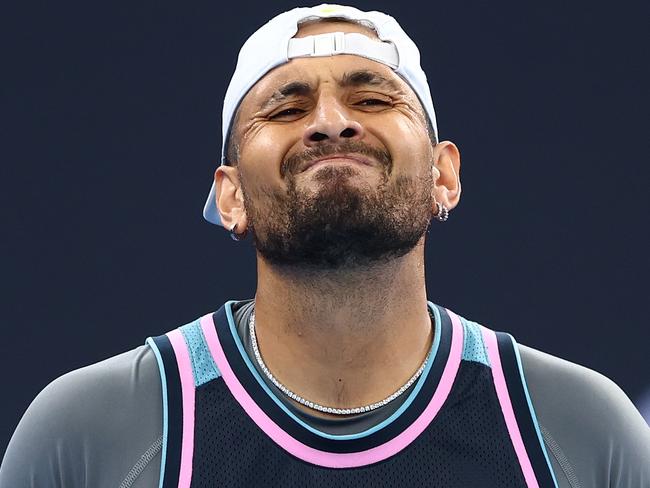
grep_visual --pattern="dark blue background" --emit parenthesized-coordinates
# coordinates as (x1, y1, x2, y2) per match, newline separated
(2, 0, 649, 455)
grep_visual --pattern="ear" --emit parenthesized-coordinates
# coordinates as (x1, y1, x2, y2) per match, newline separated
(214, 164, 248, 232)
(431, 141, 461, 212)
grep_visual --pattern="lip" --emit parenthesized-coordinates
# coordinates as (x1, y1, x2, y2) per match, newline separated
(300, 153, 374, 173)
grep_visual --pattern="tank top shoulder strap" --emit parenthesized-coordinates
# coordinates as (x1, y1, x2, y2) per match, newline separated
(476, 324, 559, 488)
(145, 314, 221, 488)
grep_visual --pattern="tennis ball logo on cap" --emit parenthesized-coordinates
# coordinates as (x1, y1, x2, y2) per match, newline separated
(317, 5, 343, 14)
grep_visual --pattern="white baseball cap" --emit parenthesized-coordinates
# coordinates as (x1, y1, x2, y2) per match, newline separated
(203, 3, 438, 226)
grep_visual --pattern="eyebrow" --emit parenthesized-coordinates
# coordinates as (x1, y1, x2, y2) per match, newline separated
(340, 70, 401, 92)
(259, 70, 401, 111)
(260, 81, 312, 111)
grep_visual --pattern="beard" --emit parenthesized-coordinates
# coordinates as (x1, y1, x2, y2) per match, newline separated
(241, 142, 435, 270)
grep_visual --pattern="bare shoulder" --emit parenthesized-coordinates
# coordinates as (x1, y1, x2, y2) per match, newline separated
(517, 343, 650, 488)
(0, 345, 162, 488)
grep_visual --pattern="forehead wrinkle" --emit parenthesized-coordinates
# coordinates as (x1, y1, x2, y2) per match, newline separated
(257, 67, 404, 112)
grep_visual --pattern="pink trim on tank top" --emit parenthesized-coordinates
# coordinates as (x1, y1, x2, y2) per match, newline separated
(480, 327, 539, 488)
(199, 308, 464, 468)
(166, 329, 195, 488)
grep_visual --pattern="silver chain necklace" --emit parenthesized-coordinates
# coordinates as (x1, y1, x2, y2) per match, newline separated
(249, 309, 433, 416)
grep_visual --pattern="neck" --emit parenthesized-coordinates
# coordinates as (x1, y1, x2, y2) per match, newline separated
(252, 240, 433, 411)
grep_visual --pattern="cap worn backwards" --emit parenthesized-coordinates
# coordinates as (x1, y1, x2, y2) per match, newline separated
(203, 3, 438, 226)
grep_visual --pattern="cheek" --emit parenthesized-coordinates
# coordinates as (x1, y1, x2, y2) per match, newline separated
(239, 125, 304, 190)
(380, 116, 432, 174)
(241, 127, 291, 168)
(242, 129, 281, 162)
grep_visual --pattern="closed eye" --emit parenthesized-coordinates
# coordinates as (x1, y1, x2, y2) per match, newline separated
(269, 108, 305, 119)
(355, 98, 391, 107)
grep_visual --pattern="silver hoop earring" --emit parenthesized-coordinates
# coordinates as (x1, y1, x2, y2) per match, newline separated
(434, 201, 449, 222)
(229, 223, 247, 241)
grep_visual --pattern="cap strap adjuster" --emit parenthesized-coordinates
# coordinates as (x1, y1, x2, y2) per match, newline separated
(313, 31, 345, 56)
(287, 32, 399, 69)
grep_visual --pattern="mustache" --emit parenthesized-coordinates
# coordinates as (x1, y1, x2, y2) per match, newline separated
(281, 141, 392, 178)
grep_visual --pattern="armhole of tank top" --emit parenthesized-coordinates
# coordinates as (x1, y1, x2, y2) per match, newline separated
(484, 328, 560, 488)
(165, 329, 197, 488)
(480, 326, 547, 488)
(146, 337, 170, 488)
(146, 332, 191, 488)
(508, 335, 561, 488)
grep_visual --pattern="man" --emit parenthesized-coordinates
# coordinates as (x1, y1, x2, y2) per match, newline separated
(1, 4, 648, 487)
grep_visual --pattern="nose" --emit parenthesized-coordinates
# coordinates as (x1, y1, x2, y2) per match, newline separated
(302, 97, 365, 147)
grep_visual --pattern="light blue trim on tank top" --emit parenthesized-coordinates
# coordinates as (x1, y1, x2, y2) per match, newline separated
(509, 334, 560, 488)
(224, 299, 443, 441)
(145, 337, 168, 488)
(459, 317, 490, 366)
(179, 319, 221, 387)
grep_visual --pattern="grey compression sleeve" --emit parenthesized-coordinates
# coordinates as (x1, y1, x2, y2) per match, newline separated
(0, 346, 162, 488)
(519, 343, 650, 488)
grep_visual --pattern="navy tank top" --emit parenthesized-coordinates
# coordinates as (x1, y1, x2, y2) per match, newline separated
(146, 301, 559, 487)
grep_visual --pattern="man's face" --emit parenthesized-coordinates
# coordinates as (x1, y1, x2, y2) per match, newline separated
(231, 21, 437, 270)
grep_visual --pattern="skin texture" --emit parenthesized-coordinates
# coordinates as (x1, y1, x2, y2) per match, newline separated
(214, 20, 461, 414)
